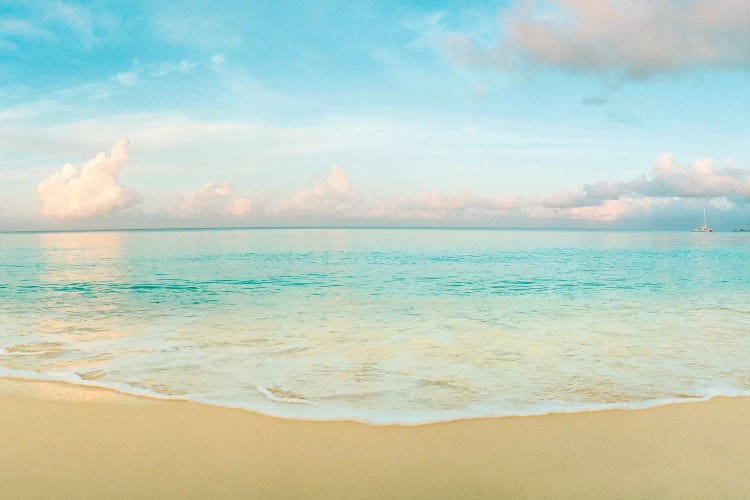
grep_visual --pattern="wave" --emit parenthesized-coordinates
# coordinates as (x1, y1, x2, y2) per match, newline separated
(256, 385, 309, 404)
(2, 367, 750, 426)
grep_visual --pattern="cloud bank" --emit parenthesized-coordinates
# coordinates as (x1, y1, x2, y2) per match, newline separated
(538, 155, 750, 221)
(177, 154, 750, 225)
(446, 0, 750, 78)
(36, 140, 138, 218)
(33, 143, 750, 227)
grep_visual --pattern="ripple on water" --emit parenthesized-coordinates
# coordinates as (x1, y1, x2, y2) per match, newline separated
(1, 229, 750, 423)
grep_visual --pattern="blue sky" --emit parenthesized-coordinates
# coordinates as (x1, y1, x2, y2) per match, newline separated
(1, 0, 749, 230)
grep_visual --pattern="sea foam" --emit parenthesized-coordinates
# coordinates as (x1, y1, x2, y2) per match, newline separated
(1, 228, 750, 424)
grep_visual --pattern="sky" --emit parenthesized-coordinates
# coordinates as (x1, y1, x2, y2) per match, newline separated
(1, 0, 749, 230)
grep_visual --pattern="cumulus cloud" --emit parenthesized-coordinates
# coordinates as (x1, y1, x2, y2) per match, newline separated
(545, 197, 671, 222)
(175, 155, 749, 225)
(36, 140, 138, 218)
(179, 181, 252, 216)
(269, 166, 526, 221)
(447, 0, 750, 78)
(585, 154, 750, 199)
(36, 143, 750, 226)
(532, 154, 750, 221)
(276, 165, 356, 216)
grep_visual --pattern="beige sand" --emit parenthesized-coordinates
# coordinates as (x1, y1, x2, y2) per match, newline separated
(2, 377, 749, 499)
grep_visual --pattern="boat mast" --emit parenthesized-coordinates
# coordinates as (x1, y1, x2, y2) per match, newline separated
(704, 208, 707, 229)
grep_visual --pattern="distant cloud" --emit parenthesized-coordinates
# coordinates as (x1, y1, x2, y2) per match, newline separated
(0, 18, 50, 40)
(536, 154, 750, 221)
(584, 154, 750, 199)
(152, 153, 750, 225)
(30, 133, 750, 225)
(544, 197, 671, 222)
(276, 166, 356, 216)
(1, 2, 101, 49)
(111, 58, 198, 89)
(179, 181, 252, 216)
(44, 1, 98, 48)
(16, 113, 245, 154)
(114, 71, 138, 86)
(446, 0, 750, 79)
(210, 54, 225, 70)
(151, 59, 197, 77)
(0, 100, 58, 122)
(36, 140, 138, 218)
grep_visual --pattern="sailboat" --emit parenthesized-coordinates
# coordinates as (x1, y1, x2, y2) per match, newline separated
(692, 208, 713, 232)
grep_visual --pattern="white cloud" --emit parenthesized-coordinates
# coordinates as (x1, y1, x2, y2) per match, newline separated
(114, 71, 138, 86)
(44, 1, 97, 47)
(210, 54, 225, 70)
(584, 154, 750, 199)
(12, 108, 750, 226)
(543, 197, 672, 222)
(151, 59, 198, 77)
(36, 140, 139, 218)
(0, 18, 50, 40)
(531, 154, 750, 221)
(276, 165, 356, 216)
(179, 181, 252, 216)
(0, 100, 58, 122)
(109, 58, 198, 91)
(165, 152, 750, 225)
(16, 113, 247, 154)
(447, 0, 750, 78)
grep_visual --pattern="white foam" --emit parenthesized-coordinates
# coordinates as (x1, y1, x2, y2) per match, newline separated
(256, 385, 309, 404)
(2, 368, 750, 426)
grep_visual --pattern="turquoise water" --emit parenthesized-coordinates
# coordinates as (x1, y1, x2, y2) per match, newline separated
(1, 228, 749, 423)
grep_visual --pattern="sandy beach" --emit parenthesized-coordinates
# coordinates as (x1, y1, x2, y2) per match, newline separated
(1, 377, 749, 499)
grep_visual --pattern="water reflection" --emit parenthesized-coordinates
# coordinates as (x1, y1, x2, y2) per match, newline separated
(39, 231, 124, 283)
(16, 232, 131, 373)
(1, 229, 749, 423)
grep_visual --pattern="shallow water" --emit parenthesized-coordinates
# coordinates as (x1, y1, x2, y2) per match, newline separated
(1, 228, 749, 423)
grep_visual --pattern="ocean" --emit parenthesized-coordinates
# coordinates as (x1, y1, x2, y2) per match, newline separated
(1, 228, 749, 424)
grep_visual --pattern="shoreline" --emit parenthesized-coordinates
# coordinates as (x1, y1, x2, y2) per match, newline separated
(3, 377, 750, 498)
(3, 372, 750, 426)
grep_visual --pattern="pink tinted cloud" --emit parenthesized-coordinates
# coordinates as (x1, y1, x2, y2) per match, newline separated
(275, 165, 355, 216)
(178, 155, 748, 223)
(551, 197, 671, 222)
(447, 0, 750, 78)
(36, 140, 139, 218)
(179, 181, 252, 216)
(584, 154, 750, 199)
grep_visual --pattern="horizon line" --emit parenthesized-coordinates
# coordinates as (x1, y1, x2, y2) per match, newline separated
(2, 225, 748, 235)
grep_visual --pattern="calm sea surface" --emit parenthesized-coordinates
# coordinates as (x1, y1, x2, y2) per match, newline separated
(1, 228, 749, 423)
